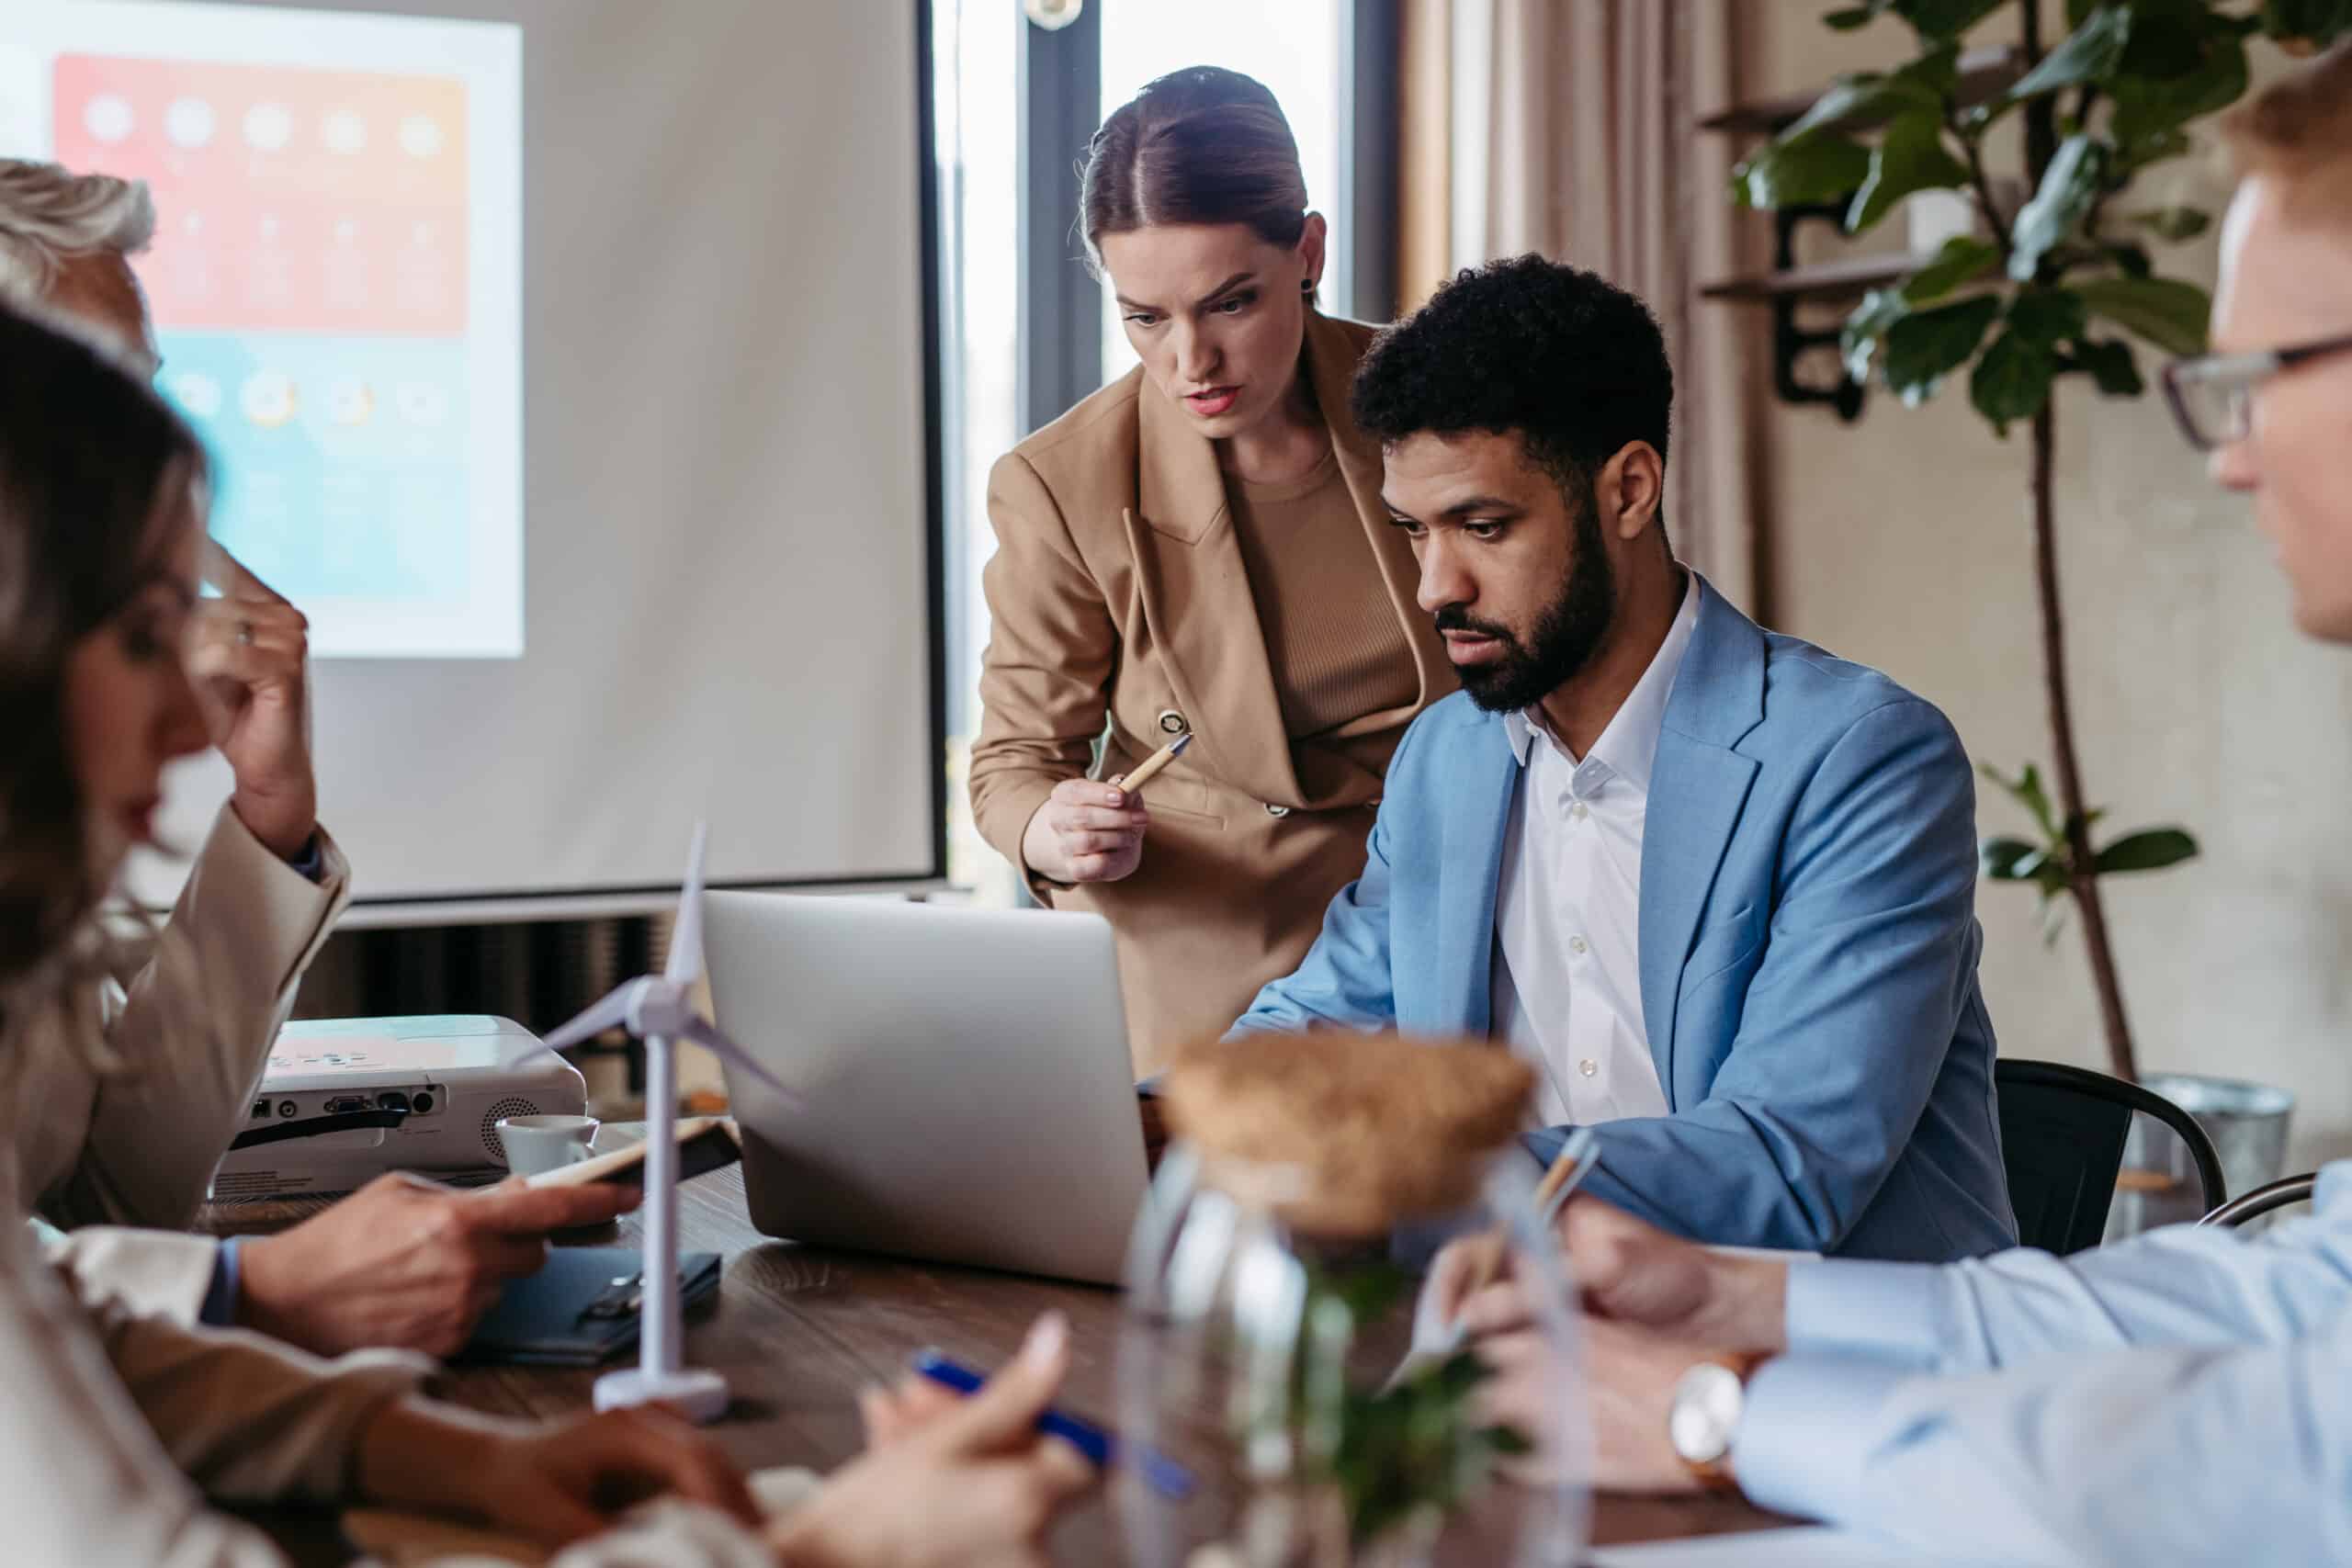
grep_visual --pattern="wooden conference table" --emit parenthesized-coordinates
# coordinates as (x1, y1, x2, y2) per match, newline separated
(208, 1138, 1792, 1564)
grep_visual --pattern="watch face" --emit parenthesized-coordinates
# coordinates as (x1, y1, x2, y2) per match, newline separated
(1669, 1361, 1744, 1465)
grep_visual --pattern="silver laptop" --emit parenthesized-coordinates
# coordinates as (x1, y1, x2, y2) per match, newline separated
(703, 893, 1149, 1285)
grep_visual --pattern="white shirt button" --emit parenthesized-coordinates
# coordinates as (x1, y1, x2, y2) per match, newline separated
(1570, 935, 1589, 955)
(1578, 1058, 1599, 1077)
(1570, 801, 1590, 820)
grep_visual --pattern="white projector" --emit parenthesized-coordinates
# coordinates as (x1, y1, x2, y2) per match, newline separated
(209, 1015, 587, 1201)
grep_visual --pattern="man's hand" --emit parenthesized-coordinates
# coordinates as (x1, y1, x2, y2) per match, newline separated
(1021, 778, 1148, 886)
(187, 539, 317, 861)
(1561, 1198, 1789, 1350)
(356, 1397, 757, 1547)
(771, 1312, 1095, 1568)
(1486, 1316, 1725, 1495)
(236, 1173, 639, 1358)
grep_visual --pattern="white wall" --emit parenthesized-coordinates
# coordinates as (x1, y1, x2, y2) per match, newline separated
(1742, 6, 2352, 1167)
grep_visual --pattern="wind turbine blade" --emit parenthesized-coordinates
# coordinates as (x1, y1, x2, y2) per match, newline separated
(665, 822, 710, 987)
(535, 982, 639, 1056)
(678, 1016, 798, 1108)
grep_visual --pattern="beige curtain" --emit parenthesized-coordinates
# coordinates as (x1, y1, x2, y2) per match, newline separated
(1400, 0, 1765, 613)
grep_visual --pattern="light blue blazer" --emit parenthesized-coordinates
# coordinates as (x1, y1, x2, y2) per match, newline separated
(1231, 579, 2017, 1261)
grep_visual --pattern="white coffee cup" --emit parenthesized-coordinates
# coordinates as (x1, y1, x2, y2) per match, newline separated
(498, 1112, 601, 1177)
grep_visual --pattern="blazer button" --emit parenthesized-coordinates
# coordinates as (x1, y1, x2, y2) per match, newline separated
(1157, 709, 1189, 736)
(1264, 803, 1291, 818)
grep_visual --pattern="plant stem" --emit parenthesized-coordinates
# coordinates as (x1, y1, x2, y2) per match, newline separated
(1953, 118, 2013, 262)
(2029, 400, 2139, 1081)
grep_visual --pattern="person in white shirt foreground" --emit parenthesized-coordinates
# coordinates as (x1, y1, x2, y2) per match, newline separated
(0, 156, 640, 1359)
(1438, 39, 2352, 1568)
(0, 300, 1091, 1566)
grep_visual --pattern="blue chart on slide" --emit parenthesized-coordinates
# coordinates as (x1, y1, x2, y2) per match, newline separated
(164, 331, 471, 606)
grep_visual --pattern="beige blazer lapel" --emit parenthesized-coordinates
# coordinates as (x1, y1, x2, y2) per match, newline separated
(1125, 363, 1303, 808)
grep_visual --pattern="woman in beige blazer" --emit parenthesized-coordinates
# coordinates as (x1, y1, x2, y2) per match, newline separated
(0, 307, 1091, 1566)
(970, 69, 1451, 1073)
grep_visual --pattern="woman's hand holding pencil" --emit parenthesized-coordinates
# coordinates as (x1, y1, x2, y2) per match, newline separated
(1019, 732, 1191, 887)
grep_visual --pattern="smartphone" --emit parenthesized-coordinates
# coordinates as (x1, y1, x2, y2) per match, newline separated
(524, 1117, 742, 1190)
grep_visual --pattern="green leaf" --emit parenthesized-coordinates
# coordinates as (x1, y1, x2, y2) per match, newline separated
(1981, 836, 2045, 880)
(2039, 892, 2073, 947)
(1826, 6, 1881, 28)
(1902, 235, 2001, 304)
(2075, 276, 2211, 355)
(2003, 7, 2132, 101)
(1732, 134, 1871, 209)
(1883, 293, 2001, 404)
(2261, 0, 2352, 46)
(2094, 827, 2200, 874)
(1971, 330, 2060, 433)
(2008, 134, 2109, 281)
(1841, 288, 1912, 382)
(2106, 242, 2154, 278)
(1980, 761, 2062, 839)
(2116, 129, 2195, 176)
(2110, 29, 2249, 147)
(2075, 337, 2145, 395)
(1486, 1424, 1535, 1457)
(2007, 287, 2090, 347)
(2126, 206, 2211, 243)
(1893, 0, 2007, 39)
(1775, 72, 1937, 146)
(1846, 108, 1972, 233)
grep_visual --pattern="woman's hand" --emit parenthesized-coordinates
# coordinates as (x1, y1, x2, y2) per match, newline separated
(770, 1312, 1096, 1568)
(1021, 778, 1149, 885)
(356, 1397, 758, 1548)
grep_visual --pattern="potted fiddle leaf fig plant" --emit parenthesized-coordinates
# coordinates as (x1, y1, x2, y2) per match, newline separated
(1730, 0, 2350, 1082)
(1728, 0, 2348, 1216)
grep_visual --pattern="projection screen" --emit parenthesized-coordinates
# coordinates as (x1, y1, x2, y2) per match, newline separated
(2, 0, 944, 920)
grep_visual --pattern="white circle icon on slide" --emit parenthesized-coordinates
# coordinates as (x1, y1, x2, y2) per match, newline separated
(326, 377, 374, 426)
(243, 102, 294, 152)
(169, 371, 222, 419)
(241, 371, 298, 429)
(322, 108, 367, 155)
(397, 114, 444, 158)
(395, 380, 448, 427)
(165, 97, 216, 149)
(83, 94, 135, 144)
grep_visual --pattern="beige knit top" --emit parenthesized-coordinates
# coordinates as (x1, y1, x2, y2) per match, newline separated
(1226, 446, 1419, 744)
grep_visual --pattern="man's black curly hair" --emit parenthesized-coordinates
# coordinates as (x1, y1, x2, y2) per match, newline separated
(1351, 254, 1674, 522)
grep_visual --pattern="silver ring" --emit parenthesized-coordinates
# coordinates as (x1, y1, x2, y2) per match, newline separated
(235, 619, 254, 647)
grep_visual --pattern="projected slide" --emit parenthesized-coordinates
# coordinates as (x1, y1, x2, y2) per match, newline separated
(0, 3, 521, 658)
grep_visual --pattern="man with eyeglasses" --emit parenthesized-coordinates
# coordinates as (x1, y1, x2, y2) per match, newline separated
(1444, 41, 2352, 1565)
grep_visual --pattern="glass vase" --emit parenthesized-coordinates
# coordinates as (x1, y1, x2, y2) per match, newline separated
(1115, 1142, 1589, 1568)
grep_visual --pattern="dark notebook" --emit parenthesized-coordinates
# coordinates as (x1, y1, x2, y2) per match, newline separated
(456, 1247, 723, 1367)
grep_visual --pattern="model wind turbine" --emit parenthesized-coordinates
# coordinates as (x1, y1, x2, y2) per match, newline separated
(529, 824, 794, 1422)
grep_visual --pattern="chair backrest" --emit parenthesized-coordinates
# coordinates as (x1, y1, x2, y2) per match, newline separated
(2199, 1172, 2318, 1229)
(1994, 1059, 2228, 1254)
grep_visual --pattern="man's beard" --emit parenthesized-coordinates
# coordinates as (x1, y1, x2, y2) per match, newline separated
(1437, 479, 1617, 715)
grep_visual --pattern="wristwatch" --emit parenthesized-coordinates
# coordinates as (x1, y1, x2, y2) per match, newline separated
(1667, 1350, 1770, 1491)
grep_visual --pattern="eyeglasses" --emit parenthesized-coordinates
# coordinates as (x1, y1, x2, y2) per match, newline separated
(2162, 332, 2352, 451)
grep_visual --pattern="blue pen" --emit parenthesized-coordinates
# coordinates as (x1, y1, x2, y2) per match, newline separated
(910, 1348, 1196, 1501)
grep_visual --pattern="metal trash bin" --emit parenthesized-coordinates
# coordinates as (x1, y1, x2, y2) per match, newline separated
(2106, 1075, 2295, 1241)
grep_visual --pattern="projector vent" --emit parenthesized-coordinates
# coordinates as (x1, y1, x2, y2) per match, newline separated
(480, 1097, 539, 1164)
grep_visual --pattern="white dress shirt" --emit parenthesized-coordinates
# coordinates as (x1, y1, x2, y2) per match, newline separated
(1731, 1160, 2352, 1565)
(1490, 576, 1697, 1128)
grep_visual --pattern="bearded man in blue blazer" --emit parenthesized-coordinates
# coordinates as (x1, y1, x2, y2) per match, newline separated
(1229, 256, 2015, 1261)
